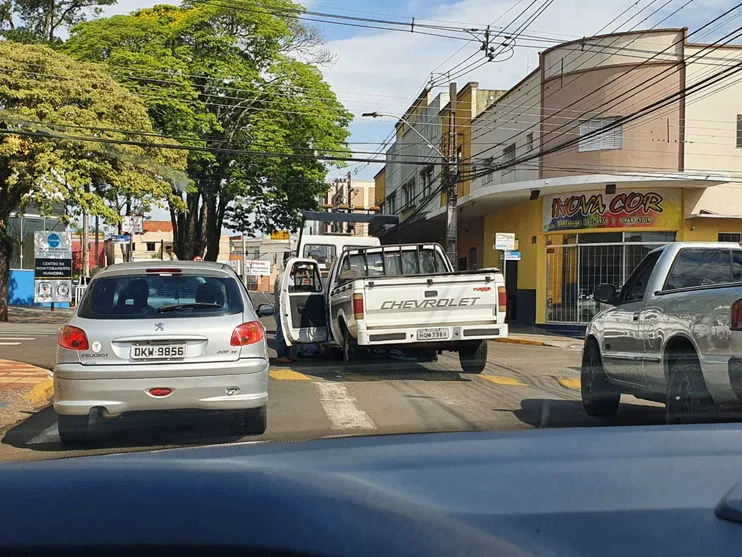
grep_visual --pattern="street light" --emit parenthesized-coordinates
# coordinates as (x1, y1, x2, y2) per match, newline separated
(361, 111, 458, 268)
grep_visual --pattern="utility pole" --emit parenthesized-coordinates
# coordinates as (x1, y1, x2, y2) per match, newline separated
(346, 170, 353, 234)
(94, 215, 99, 271)
(81, 210, 90, 278)
(445, 81, 458, 270)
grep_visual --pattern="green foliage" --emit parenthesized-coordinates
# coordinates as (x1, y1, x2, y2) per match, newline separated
(0, 41, 188, 223)
(1, 0, 118, 43)
(64, 0, 351, 257)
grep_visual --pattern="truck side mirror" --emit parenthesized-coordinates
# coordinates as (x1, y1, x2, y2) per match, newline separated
(594, 284, 618, 305)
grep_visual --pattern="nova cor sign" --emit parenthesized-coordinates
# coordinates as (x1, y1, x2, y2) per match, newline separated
(543, 189, 680, 232)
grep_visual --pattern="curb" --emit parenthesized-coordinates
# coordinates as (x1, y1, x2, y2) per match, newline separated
(494, 337, 546, 347)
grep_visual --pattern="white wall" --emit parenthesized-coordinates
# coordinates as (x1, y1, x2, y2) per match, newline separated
(683, 44, 742, 174)
(471, 70, 541, 190)
(384, 91, 448, 213)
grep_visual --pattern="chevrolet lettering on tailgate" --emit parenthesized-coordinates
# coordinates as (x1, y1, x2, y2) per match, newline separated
(380, 297, 480, 310)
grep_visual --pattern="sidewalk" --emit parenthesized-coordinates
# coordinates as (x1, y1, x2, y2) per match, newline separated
(6, 306, 73, 324)
(0, 359, 53, 434)
(495, 325, 584, 350)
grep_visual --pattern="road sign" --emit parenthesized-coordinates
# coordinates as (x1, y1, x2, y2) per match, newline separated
(270, 230, 290, 240)
(34, 231, 72, 303)
(121, 216, 143, 234)
(495, 232, 516, 251)
(244, 259, 271, 276)
(504, 250, 522, 261)
(193, 256, 203, 262)
(112, 235, 131, 243)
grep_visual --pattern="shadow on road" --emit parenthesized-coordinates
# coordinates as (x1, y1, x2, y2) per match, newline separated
(511, 398, 668, 429)
(2, 406, 255, 453)
(274, 355, 473, 382)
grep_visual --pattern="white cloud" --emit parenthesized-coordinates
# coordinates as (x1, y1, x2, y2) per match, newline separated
(320, 0, 736, 120)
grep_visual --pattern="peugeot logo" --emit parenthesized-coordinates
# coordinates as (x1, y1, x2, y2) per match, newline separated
(155, 322, 165, 331)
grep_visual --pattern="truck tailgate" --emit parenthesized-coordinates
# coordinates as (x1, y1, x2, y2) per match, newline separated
(361, 271, 504, 329)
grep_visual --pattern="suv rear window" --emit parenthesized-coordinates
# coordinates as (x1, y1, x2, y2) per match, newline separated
(78, 274, 244, 319)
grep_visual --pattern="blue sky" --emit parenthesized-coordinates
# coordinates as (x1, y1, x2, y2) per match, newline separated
(103, 0, 741, 195)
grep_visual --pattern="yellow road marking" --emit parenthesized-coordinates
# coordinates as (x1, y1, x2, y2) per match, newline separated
(269, 368, 312, 381)
(25, 378, 54, 405)
(558, 377, 581, 391)
(479, 375, 527, 387)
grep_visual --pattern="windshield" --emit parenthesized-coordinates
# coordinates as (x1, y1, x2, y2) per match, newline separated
(78, 274, 244, 319)
(0, 0, 741, 479)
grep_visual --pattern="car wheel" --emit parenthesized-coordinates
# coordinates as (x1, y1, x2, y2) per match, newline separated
(581, 340, 620, 417)
(232, 406, 267, 436)
(666, 350, 711, 425)
(459, 340, 487, 374)
(57, 414, 90, 445)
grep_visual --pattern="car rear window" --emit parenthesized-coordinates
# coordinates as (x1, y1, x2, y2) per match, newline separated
(78, 274, 244, 319)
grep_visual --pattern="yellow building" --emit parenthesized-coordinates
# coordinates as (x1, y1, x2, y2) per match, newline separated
(453, 28, 742, 332)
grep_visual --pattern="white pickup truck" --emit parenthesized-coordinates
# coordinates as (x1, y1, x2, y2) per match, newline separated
(278, 243, 508, 373)
(583, 242, 742, 423)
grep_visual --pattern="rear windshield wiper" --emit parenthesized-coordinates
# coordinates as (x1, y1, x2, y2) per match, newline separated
(157, 302, 222, 313)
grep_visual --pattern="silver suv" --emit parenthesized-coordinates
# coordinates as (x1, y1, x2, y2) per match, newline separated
(54, 261, 273, 445)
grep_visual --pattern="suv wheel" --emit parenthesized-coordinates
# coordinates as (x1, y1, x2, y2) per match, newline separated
(57, 414, 90, 445)
(581, 340, 620, 416)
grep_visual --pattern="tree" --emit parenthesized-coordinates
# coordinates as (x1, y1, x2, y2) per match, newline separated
(1, 0, 117, 43)
(0, 42, 187, 321)
(65, 0, 351, 261)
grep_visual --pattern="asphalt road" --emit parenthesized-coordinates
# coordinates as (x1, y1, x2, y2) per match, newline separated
(0, 334, 667, 463)
(0, 323, 62, 370)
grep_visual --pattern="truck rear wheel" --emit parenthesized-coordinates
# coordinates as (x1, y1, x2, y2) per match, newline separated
(342, 327, 363, 362)
(666, 349, 711, 425)
(581, 339, 620, 417)
(459, 341, 487, 374)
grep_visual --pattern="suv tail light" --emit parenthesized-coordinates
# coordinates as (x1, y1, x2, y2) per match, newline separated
(353, 293, 364, 320)
(497, 286, 507, 314)
(732, 299, 742, 331)
(59, 326, 90, 351)
(230, 321, 265, 346)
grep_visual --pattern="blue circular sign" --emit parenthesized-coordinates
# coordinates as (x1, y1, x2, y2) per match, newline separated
(47, 233, 61, 248)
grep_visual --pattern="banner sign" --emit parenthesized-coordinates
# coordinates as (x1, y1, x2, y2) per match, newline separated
(34, 231, 72, 303)
(543, 189, 680, 232)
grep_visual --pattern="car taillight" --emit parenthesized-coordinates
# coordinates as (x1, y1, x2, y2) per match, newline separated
(353, 293, 364, 320)
(230, 321, 264, 346)
(59, 326, 90, 351)
(498, 286, 507, 314)
(732, 299, 742, 331)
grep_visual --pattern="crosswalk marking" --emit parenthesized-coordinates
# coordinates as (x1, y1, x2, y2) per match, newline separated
(269, 369, 312, 381)
(479, 375, 527, 387)
(0, 337, 35, 341)
(315, 382, 375, 430)
(0, 342, 21, 346)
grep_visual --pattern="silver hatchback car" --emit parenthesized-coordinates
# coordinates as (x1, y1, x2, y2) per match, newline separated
(54, 261, 274, 445)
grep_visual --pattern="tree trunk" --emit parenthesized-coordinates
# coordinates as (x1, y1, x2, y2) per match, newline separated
(0, 234, 12, 322)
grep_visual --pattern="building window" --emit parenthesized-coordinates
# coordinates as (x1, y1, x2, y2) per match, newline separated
(502, 144, 516, 175)
(526, 132, 534, 153)
(482, 157, 494, 183)
(420, 165, 433, 198)
(578, 117, 623, 152)
(387, 191, 397, 214)
(737, 115, 742, 148)
(719, 233, 742, 243)
(146, 242, 156, 251)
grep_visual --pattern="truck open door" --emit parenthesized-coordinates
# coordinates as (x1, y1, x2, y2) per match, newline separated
(278, 258, 329, 345)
